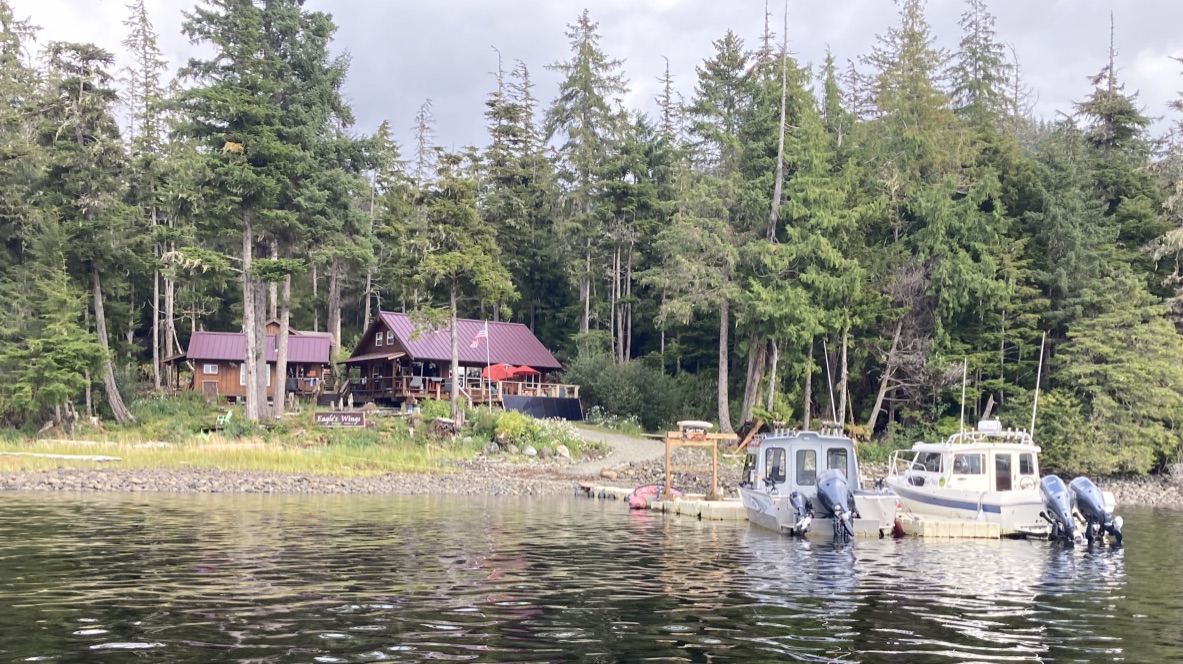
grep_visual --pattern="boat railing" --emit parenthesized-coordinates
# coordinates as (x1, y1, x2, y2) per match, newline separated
(945, 428, 1035, 446)
(886, 450, 928, 480)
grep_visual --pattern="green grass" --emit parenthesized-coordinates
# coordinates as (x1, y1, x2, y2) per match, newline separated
(578, 421, 648, 438)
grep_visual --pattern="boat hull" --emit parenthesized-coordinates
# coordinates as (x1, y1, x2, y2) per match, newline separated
(886, 477, 1050, 537)
(739, 487, 895, 538)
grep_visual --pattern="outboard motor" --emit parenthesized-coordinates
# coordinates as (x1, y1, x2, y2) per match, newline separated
(1069, 477, 1123, 544)
(817, 469, 857, 540)
(1039, 475, 1078, 543)
(788, 491, 813, 536)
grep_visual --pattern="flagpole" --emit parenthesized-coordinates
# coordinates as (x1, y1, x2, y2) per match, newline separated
(485, 322, 492, 413)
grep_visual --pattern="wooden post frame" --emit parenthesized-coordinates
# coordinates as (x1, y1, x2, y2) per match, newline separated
(662, 421, 737, 501)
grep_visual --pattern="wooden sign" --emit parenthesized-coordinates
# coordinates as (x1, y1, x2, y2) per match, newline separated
(314, 411, 366, 427)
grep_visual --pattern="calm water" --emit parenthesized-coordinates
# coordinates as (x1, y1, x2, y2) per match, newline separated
(0, 494, 1180, 663)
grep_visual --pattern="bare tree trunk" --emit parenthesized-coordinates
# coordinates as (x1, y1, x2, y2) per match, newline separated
(765, 339, 779, 412)
(311, 263, 319, 332)
(866, 319, 903, 432)
(803, 338, 814, 430)
(92, 266, 135, 424)
(610, 244, 619, 361)
(625, 243, 634, 360)
(268, 240, 278, 320)
(837, 327, 849, 429)
(449, 281, 460, 422)
(242, 221, 259, 421)
(254, 277, 268, 413)
(717, 290, 733, 434)
(151, 267, 160, 389)
(579, 241, 591, 335)
(739, 331, 766, 424)
(273, 274, 291, 419)
(163, 272, 175, 386)
(328, 259, 342, 355)
(363, 268, 372, 328)
(83, 302, 93, 418)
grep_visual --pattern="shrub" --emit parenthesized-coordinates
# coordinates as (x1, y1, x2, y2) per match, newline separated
(564, 352, 716, 432)
(494, 410, 534, 445)
(418, 399, 452, 421)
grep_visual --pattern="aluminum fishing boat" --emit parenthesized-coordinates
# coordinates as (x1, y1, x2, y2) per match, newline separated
(738, 424, 898, 540)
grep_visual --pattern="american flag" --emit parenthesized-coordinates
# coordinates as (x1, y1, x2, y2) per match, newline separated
(469, 322, 488, 348)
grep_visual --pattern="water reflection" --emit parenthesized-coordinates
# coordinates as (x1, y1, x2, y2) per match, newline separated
(0, 493, 1175, 663)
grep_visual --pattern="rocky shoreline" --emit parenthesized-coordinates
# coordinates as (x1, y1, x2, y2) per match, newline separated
(2, 458, 1181, 508)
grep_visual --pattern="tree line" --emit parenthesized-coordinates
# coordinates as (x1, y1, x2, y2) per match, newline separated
(3, 0, 1183, 474)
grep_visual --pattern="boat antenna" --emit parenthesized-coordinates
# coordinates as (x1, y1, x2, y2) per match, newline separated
(822, 337, 838, 423)
(959, 357, 968, 437)
(1030, 331, 1046, 436)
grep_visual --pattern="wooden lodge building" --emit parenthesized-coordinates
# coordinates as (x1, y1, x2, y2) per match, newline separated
(167, 321, 333, 401)
(343, 312, 582, 419)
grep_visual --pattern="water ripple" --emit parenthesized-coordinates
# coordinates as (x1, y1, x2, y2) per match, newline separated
(0, 493, 1177, 662)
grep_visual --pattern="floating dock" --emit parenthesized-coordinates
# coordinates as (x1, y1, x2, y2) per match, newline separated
(577, 484, 1007, 537)
(896, 513, 1001, 539)
(576, 484, 748, 521)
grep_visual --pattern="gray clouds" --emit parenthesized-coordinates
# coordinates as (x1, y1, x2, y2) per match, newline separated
(13, 0, 1183, 149)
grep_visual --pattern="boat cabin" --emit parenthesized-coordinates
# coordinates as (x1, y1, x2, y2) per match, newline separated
(742, 426, 862, 496)
(891, 421, 1041, 494)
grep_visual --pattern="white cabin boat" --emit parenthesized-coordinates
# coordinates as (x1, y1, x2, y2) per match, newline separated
(884, 419, 1114, 537)
(738, 425, 898, 539)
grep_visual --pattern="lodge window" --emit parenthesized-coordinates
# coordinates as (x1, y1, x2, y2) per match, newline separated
(796, 449, 817, 486)
(386, 330, 394, 345)
(203, 364, 218, 375)
(764, 448, 786, 484)
(952, 453, 984, 475)
(375, 332, 383, 347)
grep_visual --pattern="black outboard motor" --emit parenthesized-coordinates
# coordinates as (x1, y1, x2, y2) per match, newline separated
(788, 491, 813, 536)
(1039, 475, 1077, 543)
(1069, 477, 1123, 544)
(817, 469, 857, 540)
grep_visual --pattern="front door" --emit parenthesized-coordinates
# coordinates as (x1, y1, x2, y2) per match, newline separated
(995, 453, 1013, 492)
(202, 381, 218, 397)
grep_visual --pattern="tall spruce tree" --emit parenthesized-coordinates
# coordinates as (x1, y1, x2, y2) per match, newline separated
(39, 42, 137, 424)
(414, 150, 516, 420)
(545, 10, 629, 339)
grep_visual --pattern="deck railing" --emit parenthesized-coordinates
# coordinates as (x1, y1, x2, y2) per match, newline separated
(349, 376, 580, 402)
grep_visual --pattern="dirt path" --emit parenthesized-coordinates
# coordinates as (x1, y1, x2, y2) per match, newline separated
(563, 427, 665, 478)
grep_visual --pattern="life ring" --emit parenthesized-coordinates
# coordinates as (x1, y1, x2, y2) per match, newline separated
(1018, 475, 1036, 490)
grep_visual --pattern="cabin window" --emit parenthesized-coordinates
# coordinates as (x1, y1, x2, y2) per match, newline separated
(952, 453, 984, 475)
(375, 333, 383, 347)
(386, 330, 394, 345)
(764, 448, 786, 484)
(202, 363, 219, 375)
(827, 448, 849, 476)
(916, 452, 942, 472)
(1019, 453, 1035, 475)
(238, 364, 271, 386)
(796, 450, 817, 486)
(995, 453, 1012, 491)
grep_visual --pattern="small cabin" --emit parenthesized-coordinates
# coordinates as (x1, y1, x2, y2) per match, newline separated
(166, 326, 332, 402)
(343, 312, 582, 419)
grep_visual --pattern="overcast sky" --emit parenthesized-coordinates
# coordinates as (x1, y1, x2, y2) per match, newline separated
(10, 0, 1183, 150)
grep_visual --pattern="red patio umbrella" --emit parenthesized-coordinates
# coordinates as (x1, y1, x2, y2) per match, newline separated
(482, 363, 517, 381)
(511, 365, 540, 376)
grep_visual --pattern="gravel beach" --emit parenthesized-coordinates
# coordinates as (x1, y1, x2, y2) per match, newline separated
(2, 427, 1180, 508)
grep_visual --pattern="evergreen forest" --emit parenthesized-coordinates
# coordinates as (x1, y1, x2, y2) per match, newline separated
(3, 0, 1183, 476)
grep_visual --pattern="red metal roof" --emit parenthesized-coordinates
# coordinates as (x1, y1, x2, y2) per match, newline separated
(372, 312, 562, 370)
(184, 332, 331, 364)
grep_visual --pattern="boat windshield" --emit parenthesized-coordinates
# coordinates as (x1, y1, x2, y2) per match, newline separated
(796, 449, 817, 485)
